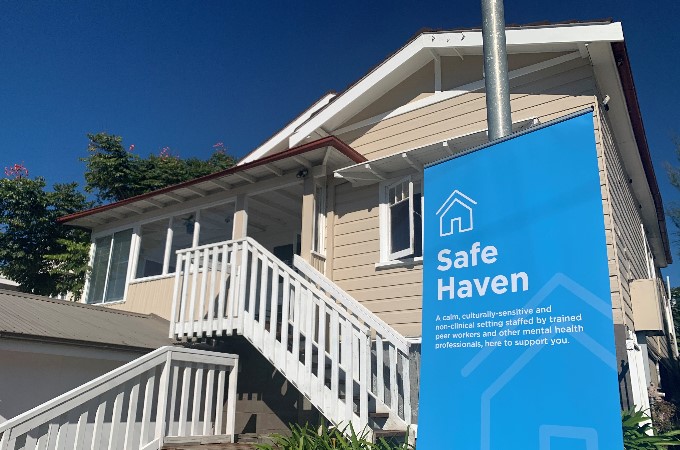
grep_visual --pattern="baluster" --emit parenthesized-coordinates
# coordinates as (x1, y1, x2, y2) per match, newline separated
(197, 249, 210, 337)
(188, 250, 201, 338)
(139, 372, 156, 445)
(247, 246, 259, 337)
(291, 280, 302, 381)
(401, 351, 411, 423)
(178, 364, 192, 436)
(256, 257, 268, 348)
(44, 419, 62, 450)
(222, 244, 233, 334)
(389, 345, 398, 417)
(330, 309, 340, 421)
(317, 302, 327, 413)
(202, 368, 215, 436)
(214, 369, 226, 435)
(123, 377, 141, 450)
(359, 331, 369, 429)
(24, 423, 44, 450)
(237, 241, 249, 332)
(191, 367, 204, 435)
(178, 254, 191, 338)
(89, 398, 107, 450)
(170, 253, 183, 339)
(225, 362, 238, 442)
(107, 390, 125, 449)
(303, 292, 314, 396)
(167, 364, 180, 437)
(279, 272, 291, 372)
(269, 265, 280, 362)
(207, 246, 220, 335)
(343, 320, 354, 425)
(53, 416, 69, 450)
(376, 335, 385, 404)
(72, 408, 89, 450)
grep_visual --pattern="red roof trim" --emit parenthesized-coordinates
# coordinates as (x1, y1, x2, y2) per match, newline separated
(611, 42, 672, 264)
(59, 136, 366, 225)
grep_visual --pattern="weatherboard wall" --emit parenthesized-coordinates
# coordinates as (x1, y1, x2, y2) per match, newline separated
(328, 53, 601, 337)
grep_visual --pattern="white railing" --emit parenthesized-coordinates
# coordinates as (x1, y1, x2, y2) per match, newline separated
(0, 347, 238, 450)
(293, 255, 412, 424)
(171, 237, 410, 433)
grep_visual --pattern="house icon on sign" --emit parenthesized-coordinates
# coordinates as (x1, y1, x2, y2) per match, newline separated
(436, 190, 477, 237)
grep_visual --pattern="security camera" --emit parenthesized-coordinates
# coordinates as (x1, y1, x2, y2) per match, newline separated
(602, 95, 610, 112)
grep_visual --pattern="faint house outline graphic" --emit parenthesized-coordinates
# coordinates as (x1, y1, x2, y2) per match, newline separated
(461, 273, 617, 450)
(436, 190, 477, 237)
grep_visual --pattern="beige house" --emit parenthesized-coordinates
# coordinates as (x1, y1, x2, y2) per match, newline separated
(2, 20, 676, 448)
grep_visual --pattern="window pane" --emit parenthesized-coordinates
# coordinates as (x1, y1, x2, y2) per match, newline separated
(104, 229, 133, 302)
(136, 219, 168, 278)
(86, 235, 111, 304)
(413, 193, 423, 258)
(390, 199, 410, 254)
(170, 214, 195, 272)
(198, 203, 233, 247)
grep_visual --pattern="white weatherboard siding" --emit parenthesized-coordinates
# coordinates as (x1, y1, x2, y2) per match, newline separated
(328, 56, 598, 337)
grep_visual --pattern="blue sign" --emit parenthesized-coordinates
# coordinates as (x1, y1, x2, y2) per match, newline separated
(419, 111, 623, 450)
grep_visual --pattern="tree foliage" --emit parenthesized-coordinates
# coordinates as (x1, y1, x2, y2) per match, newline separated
(0, 166, 93, 297)
(0, 135, 237, 299)
(82, 133, 236, 203)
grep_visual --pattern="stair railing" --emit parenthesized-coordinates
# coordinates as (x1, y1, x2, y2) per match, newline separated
(0, 347, 238, 450)
(293, 255, 413, 424)
(171, 238, 380, 432)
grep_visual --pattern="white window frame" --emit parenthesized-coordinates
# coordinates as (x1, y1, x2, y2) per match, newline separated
(83, 227, 134, 305)
(379, 175, 423, 264)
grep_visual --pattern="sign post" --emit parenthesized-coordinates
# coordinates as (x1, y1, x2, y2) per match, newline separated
(418, 111, 624, 450)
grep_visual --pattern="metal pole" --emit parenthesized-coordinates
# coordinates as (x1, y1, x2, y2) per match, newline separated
(481, 0, 512, 140)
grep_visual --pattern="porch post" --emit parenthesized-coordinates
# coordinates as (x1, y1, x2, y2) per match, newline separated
(300, 177, 315, 261)
(232, 194, 248, 240)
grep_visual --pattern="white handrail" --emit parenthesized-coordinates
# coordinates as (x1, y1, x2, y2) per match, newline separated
(0, 346, 238, 450)
(293, 254, 410, 354)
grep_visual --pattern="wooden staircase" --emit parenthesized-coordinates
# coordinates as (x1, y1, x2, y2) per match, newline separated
(170, 237, 414, 441)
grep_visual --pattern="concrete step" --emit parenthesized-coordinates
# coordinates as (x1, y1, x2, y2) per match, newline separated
(162, 434, 269, 450)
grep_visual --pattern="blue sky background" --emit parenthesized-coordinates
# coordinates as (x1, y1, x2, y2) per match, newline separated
(1, 0, 679, 280)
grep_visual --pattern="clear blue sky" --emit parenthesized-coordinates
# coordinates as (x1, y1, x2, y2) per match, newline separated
(2, 0, 679, 279)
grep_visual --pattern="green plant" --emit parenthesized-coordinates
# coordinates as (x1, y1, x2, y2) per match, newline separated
(622, 408, 680, 449)
(255, 423, 413, 450)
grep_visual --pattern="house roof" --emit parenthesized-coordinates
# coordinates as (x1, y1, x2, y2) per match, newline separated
(59, 136, 366, 229)
(0, 289, 172, 351)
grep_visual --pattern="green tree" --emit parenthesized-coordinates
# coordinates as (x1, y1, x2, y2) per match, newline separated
(82, 134, 236, 203)
(0, 165, 93, 297)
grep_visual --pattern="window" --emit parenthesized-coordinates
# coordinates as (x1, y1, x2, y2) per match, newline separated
(136, 219, 168, 278)
(380, 176, 422, 263)
(87, 229, 133, 304)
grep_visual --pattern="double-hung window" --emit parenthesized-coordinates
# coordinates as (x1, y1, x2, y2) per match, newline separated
(380, 176, 422, 263)
(86, 229, 133, 304)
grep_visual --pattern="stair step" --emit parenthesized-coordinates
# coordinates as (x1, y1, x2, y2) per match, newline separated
(369, 411, 390, 419)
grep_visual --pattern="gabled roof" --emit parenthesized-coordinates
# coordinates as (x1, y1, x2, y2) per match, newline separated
(0, 289, 171, 351)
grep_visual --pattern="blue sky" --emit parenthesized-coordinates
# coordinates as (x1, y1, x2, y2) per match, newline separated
(1, 0, 679, 279)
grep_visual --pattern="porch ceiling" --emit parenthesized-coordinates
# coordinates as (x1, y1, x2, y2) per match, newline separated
(59, 136, 366, 230)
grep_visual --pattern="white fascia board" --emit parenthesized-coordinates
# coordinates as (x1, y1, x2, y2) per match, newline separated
(427, 22, 623, 49)
(238, 92, 336, 165)
(290, 22, 623, 148)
